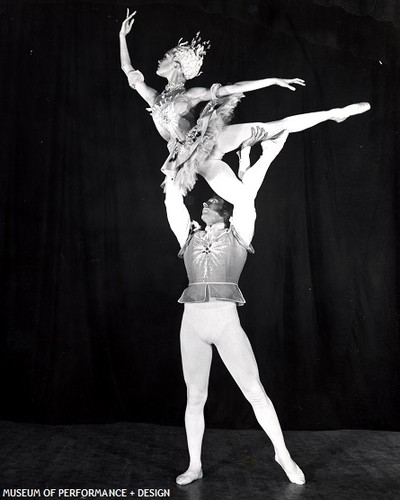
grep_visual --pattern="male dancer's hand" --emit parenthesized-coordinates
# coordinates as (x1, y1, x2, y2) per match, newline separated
(241, 126, 269, 149)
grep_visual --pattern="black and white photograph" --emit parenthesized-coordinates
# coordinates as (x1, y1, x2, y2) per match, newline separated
(0, 0, 399, 498)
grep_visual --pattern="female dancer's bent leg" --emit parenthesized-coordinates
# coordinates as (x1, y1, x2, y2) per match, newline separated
(197, 159, 248, 206)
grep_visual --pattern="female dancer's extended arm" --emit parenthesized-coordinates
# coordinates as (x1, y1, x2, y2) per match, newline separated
(119, 9, 159, 106)
(219, 77, 305, 95)
(185, 77, 305, 104)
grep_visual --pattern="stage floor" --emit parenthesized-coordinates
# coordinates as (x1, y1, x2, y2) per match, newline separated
(0, 421, 399, 499)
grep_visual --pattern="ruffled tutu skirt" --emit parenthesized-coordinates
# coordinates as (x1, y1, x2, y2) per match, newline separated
(161, 94, 243, 195)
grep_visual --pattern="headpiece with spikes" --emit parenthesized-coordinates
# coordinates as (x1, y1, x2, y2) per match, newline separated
(172, 32, 211, 80)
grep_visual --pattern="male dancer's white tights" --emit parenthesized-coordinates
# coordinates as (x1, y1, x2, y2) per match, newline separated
(177, 301, 305, 485)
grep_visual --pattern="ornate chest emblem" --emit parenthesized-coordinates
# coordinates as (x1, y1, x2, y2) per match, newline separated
(192, 233, 228, 279)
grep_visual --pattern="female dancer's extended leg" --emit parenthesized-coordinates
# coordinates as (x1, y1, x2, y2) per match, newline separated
(216, 102, 370, 155)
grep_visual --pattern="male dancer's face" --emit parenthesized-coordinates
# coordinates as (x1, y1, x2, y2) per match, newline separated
(201, 197, 226, 226)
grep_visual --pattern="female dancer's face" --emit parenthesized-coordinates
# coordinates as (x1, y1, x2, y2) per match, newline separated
(156, 50, 176, 77)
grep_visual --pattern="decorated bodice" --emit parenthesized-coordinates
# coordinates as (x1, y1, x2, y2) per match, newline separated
(177, 225, 254, 305)
(182, 228, 247, 283)
(149, 88, 196, 142)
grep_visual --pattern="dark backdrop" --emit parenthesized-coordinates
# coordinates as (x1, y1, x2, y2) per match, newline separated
(0, 0, 399, 430)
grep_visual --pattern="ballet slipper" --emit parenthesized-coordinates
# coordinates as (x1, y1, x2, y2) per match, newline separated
(176, 467, 203, 486)
(332, 102, 371, 123)
(275, 454, 306, 485)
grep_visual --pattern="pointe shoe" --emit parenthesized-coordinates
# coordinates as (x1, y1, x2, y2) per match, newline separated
(176, 468, 203, 486)
(275, 455, 306, 485)
(333, 102, 371, 123)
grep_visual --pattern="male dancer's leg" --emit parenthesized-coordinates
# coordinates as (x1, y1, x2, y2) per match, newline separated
(176, 304, 213, 486)
(214, 303, 306, 485)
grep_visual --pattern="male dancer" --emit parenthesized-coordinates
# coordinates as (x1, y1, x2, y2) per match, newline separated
(164, 128, 306, 486)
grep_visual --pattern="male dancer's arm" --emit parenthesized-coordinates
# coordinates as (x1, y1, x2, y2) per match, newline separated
(164, 176, 191, 248)
(232, 130, 289, 246)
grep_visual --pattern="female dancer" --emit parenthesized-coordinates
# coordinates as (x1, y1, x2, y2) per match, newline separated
(119, 10, 370, 203)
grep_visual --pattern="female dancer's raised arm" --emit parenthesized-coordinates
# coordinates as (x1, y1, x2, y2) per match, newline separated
(119, 9, 159, 106)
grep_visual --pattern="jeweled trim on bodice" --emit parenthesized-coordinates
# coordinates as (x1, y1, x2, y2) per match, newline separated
(149, 89, 191, 137)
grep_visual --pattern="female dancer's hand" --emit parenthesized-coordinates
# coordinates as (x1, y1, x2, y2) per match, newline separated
(120, 9, 136, 36)
(275, 78, 305, 91)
